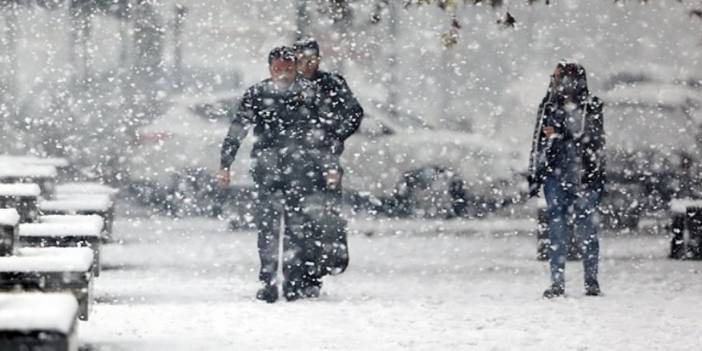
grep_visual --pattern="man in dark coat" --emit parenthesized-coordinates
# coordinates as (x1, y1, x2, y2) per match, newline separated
(293, 37, 364, 157)
(528, 61, 606, 298)
(217, 46, 323, 303)
(292, 37, 364, 292)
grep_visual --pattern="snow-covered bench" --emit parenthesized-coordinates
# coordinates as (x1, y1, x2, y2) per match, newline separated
(0, 184, 41, 223)
(39, 194, 115, 241)
(0, 164, 58, 199)
(0, 247, 94, 320)
(19, 217, 104, 276)
(0, 293, 78, 351)
(0, 209, 20, 257)
(668, 198, 702, 260)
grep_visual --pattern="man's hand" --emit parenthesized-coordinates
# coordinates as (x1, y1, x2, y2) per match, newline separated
(527, 175, 540, 198)
(324, 169, 342, 190)
(543, 126, 556, 138)
(216, 169, 231, 188)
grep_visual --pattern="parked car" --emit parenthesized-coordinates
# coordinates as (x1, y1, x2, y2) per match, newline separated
(341, 101, 526, 219)
(126, 91, 253, 217)
(599, 68, 702, 229)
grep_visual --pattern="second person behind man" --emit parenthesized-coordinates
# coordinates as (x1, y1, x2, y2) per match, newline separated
(292, 37, 364, 292)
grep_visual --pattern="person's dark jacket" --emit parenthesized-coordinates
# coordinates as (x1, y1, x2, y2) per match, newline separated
(220, 77, 318, 170)
(528, 92, 606, 194)
(309, 70, 364, 156)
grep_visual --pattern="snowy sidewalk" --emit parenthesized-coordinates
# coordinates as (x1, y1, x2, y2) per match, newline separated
(81, 217, 702, 350)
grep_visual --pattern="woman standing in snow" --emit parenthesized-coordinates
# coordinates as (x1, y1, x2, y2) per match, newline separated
(528, 61, 606, 298)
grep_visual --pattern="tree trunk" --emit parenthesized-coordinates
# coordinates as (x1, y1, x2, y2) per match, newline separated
(296, 0, 308, 39)
(173, 4, 186, 93)
(1, 2, 19, 121)
(68, 0, 92, 89)
(387, 0, 399, 120)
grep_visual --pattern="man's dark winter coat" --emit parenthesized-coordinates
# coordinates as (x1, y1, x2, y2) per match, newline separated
(220, 77, 319, 170)
(308, 70, 364, 156)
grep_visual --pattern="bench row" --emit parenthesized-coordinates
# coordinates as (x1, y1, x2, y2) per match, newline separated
(0, 156, 117, 351)
(1, 209, 102, 319)
(0, 182, 116, 240)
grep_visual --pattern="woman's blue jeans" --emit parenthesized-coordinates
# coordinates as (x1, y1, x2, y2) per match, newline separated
(543, 176, 601, 289)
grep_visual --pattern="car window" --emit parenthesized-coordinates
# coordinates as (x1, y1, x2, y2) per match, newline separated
(190, 97, 239, 121)
(603, 73, 651, 91)
(606, 103, 695, 152)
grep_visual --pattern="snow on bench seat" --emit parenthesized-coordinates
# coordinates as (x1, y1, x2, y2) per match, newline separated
(0, 209, 20, 227)
(669, 198, 702, 214)
(0, 247, 94, 320)
(0, 155, 69, 169)
(39, 195, 113, 213)
(0, 184, 41, 198)
(39, 214, 105, 232)
(0, 293, 78, 334)
(19, 221, 103, 276)
(20, 222, 103, 238)
(0, 293, 78, 351)
(0, 247, 93, 272)
(56, 182, 119, 197)
(0, 165, 57, 179)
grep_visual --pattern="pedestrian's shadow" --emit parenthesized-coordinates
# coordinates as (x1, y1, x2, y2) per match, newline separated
(80, 342, 129, 351)
(100, 263, 145, 272)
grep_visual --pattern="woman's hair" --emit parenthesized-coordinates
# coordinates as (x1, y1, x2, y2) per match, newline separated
(546, 60, 590, 103)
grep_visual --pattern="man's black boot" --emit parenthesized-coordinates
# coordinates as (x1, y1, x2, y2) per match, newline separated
(283, 280, 302, 302)
(301, 279, 322, 298)
(256, 284, 279, 303)
(585, 279, 601, 296)
(543, 284, 565, 299)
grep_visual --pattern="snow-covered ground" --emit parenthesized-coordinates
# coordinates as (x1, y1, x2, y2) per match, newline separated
(80, 214, 702, 350)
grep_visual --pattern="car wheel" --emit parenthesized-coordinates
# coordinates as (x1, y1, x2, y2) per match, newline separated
(168, 168, 219, 217)
(396, 167, 465, 219)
